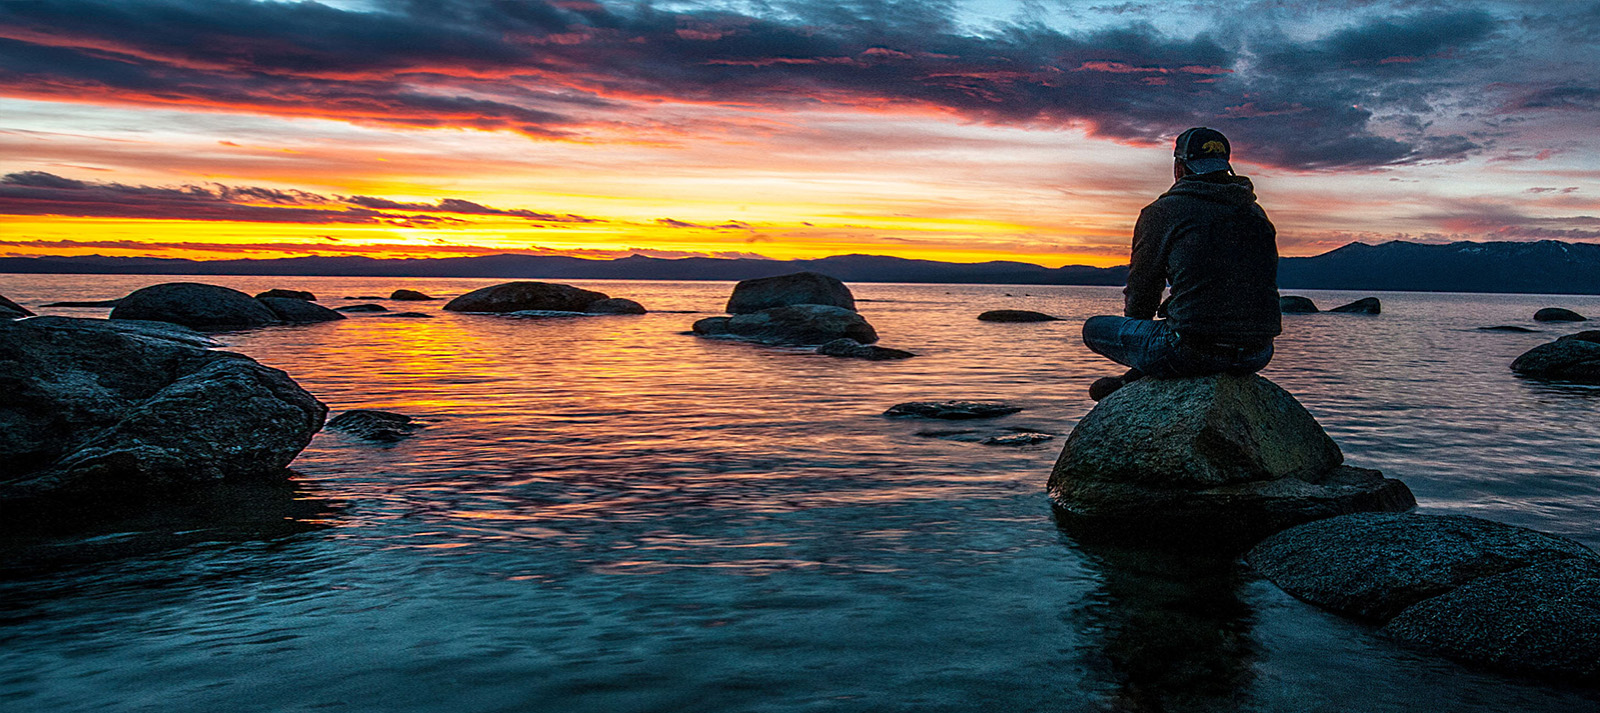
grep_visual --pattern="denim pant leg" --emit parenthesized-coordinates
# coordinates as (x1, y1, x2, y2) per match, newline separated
(1081, 316, 1185, 377)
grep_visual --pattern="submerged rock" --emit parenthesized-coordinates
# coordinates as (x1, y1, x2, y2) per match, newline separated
(258, 297, 345, 323)
(1478, 325, 1539, 333)
(444, 281, 609, 313)
(978, 309, 1060, 322)
(696, 304, 877, 346)
(884, 401, 1023, 419)
(390, 289, 436, 301)
(255, 289, 316, 301)
(336, 304, 389, 313)
(326, 409, 419, 442)
(981, 432, 1054, 446)
(1329, 297, 1381, 314)
(1049, 374, 1412, 542)
(0, 292, 31, 319)
(1279, 296, 1319, 313)
(816, 338, 915, 360)
(1511, 337, 1600, 382)
(1248, 512, 1599, 622)
(383, 312, 434, 319)
(1535, 307, 1587, 322)
(726, 271, 855, 314)
(110, 282, 280, 331)
(0, 317, 325, 502)
(41, 299, 123, 308)
(585, 297, 647, 314)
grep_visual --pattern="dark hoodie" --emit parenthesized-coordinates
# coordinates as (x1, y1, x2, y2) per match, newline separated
(1124, 173, 1281, 340)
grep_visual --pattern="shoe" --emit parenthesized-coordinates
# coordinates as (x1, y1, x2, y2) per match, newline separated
(1088, 369, 1145, 402)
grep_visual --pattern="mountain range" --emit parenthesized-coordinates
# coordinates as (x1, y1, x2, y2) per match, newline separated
(3, 240, 1599, 295)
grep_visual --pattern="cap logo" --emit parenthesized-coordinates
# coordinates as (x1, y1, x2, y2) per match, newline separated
(1201, 140, 1227, 154)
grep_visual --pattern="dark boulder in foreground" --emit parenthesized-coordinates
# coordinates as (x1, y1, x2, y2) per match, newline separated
(444, 281, 610, 313)
(884, 401, 1023, 419)
(336, 304, 389, 313)
(978, 309, 1060, 322)
(390, 289, 436, 301)
(1279, 296, 1319, 313)
(41, 299, 123, 308)
(726, 271, 855, 314)
(1049, 374, 1413, 542)
(1534, 307, 1587, 322)
(1479, 325, 1539, 332)
(1249, 512, 1599, 622)
(585, 297, 647, 314)
(693, 304, 877, 346)
(0, 292, 31, 318)
(1511, 336, 1600, 382)
(255, 289, 316, 301)
(0, 317, 325, 502)
(258, 297, 345, 324)
(817, 338, 914, 361)
(1329, 297, 1381, 314)
(326, 409, 419, 442)
(111, 282, 280, 331)
(1381, 558, 1600, 683)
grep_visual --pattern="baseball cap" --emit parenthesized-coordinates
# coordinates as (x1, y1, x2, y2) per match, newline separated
(1174, 127, 1232, 174)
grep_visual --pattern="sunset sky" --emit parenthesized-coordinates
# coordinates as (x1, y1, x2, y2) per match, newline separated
(1, 0, 1597, 267)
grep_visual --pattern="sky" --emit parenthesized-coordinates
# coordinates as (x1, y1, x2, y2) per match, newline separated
(1, 0, 1597, 267)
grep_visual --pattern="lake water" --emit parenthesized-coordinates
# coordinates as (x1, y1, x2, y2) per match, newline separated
(3, 274, 1600, 712)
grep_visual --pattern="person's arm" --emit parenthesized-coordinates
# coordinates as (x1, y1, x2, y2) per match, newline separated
(1123, 208, 1166, 319)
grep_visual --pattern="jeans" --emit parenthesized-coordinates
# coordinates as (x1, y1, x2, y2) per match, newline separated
(1081, 315, 1273, 378)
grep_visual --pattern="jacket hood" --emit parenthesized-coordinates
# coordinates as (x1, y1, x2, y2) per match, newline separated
(1160, 174, 1257, 206)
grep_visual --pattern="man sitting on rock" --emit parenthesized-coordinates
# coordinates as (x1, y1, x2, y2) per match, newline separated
(1083, 127, 1281, 401)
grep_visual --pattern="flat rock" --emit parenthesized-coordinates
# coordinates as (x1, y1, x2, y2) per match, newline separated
(726, 272, 855, 314)
(258, 297, 345, 323)
(1511, 338, 1600, 382)
(444, 281, 609, 313)
(16, 316, 221, 348)
(1535, 307, 1587, 322)
(706, 304, 877, 346)
(0, 317, 325, 501)
(505, 310, 589, 319)
(585, 297, 647, 314)
(255, 289, 316, 301)
(1329, 297, 1381, 314)
(1381, 558, 1600, 683)
(1249, 512, 1599, 622)
(1478, 325, 1539, 332)
(816, 338, 915, 360)
(336, 304, 389, 313)
(977, 309, 1060, 322)
(390, 289, 436, 301)
(110, 282, 281, 331)
(981, 432, 1054, 446)
(383, 312, 434, 318)
(0, 292, 30, 318)
(41, 299, 123, 308)
(1280, 296, 1319, 313)
(326, 409, 418, 442)
(884, 401, 1022, 419)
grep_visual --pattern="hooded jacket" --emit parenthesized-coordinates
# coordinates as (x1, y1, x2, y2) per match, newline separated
(1124, 173, 1282, 340)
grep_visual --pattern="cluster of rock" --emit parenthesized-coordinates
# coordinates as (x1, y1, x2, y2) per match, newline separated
(92, 282, 343, 330)
(1250, 512, 1600, 683)
(1279, 296, 1381, 314)
(1048, 373, 1414, 542)
(0, 317, 326, 503)
(443, 281, 645, 315)
(692, 272, 914, 359)
(1511, 330, 1600, 382)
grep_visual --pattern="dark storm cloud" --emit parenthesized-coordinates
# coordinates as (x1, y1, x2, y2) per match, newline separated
(0, 1, 1580, 169)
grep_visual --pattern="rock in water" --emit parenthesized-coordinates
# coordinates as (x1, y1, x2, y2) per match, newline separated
(884, 401, 1022, 419)
(977, 310, 1060, 322)
(981, 432, 1054, 446)
(111, 282, 280, 331)
(1279, 296, 1319, 313)
(327, 409, 418, 442)
(725, 272, 855, 314)
(336, 304, 389, 313)
(1511, 337, 1600, 382)
(41, 299, 123, 308)
(0, 317, 325, 501)
(255, 289, 316, 301)
(390, 289, 436, 301)
(258, 297, 345, 323)
(715, 304, 877, 345)
(1535, 307, 1587, 322)
(1, 293, 35, 318)
(1248, 512, 1599, 621)
(816, 338, 915, 360)
(1478, 325, 1538, 333)
(444, 281, 610, 313)
(1049, 373, 1413, 541)
(1329, 297, 1381, 314)
(692, 317, 732, 336)
(585, 297, 647, 314)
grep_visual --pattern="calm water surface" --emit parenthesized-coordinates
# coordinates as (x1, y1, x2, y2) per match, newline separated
(2, 275, 1599, 712)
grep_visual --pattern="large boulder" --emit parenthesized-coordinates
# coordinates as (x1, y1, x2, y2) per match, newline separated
(1329, 297, 1381, 314)
(1534, 307, 1587, 322)
(1511, 337, 1600, 382)
(390, 289, 436, 301)
(258, 297, 345, 324)
(695, 304, 877, 346)
(978, 309, 1060, 322)
(1049, 374, 1413, 540)
(255, 289, 316, 301)
(1381, 558, 1600, 683)
(1279, 296, 1319, 313)
(1248, 513, 1599, 621)
(0, 292, 33, 318)
(725, 272, 855, 314)
(0, 317, 326, 501)
(110, 282, 280, 331)
(444, 281, 610, 313)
